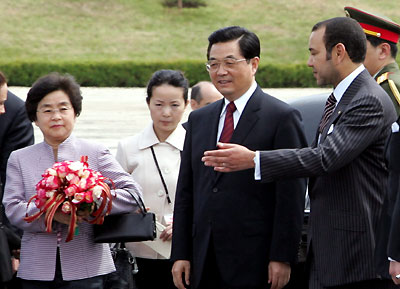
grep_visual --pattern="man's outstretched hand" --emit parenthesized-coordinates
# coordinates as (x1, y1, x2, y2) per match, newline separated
(202, 143, 256, 172)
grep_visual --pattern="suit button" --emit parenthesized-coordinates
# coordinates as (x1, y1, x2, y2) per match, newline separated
(157, 190, 164, 197)
(212, 188, 218, 193)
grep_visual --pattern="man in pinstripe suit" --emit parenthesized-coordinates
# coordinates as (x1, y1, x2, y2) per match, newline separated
(202, 17, 397, 289)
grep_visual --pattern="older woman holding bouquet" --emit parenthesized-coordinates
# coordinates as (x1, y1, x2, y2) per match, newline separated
(116, 69, 188, 289)
(2, 72, 142, 289)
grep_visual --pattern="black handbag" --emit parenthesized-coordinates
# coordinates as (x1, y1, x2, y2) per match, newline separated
(104, 242, 138, 289)
(93, 190, 156, 243)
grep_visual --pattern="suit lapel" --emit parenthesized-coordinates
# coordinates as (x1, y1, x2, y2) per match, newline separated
(230, 87, 261, 144)
(319, 70, 368, 142)
(214, 87, 261, 183)
(207, 100, 225, 183)
(207, 99, 224, 149)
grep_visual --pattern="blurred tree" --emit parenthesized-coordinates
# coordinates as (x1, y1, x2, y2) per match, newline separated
(162, 0, 206, 8)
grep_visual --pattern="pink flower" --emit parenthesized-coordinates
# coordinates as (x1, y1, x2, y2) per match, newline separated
(64, 184, 79, 197)
(57, 165, 68, 178)
(84, 191, 93, 203)
(68, 161, 84, 173)
(72, 192, 85, 204)
(46, 190, 56, 198)
(45, 176, 59, 189)
(78, 178, 88, 190)
(81, 169, 91, 179)
(92, 185, 103, 201)
(37, 188, 47, 199)
(66, 173, 80, 185)
(61, 201, 72, 213)
(47, 168, 57, 176)
(86, 176, 97, 187)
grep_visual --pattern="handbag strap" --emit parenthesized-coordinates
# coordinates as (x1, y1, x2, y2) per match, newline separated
(150, 146, 172, 204)
(125, 189, 148, 216)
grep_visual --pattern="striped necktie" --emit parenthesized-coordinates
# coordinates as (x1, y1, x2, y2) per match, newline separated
(318, 93, 337, 134)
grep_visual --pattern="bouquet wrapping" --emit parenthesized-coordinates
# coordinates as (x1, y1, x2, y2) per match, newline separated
(24, 156, 113, 242)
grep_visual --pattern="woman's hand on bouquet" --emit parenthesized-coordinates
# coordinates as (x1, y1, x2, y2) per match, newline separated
(53, 209, 72, 225)
(53, 204, 95, 225)
(77, 203, 95, 222)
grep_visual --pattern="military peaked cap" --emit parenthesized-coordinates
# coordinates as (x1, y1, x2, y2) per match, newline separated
(345, 6, 400, 43)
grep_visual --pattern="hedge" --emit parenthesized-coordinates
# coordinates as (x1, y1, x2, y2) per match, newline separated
(0, 60, 320, 88)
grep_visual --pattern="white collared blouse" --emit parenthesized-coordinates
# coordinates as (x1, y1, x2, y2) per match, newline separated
(116, 122, 186, 259)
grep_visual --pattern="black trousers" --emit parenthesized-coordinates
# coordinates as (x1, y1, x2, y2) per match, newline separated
(135, 257, 175, 289)
(197, 241, 223, 289)
(198, 241, 267, 289)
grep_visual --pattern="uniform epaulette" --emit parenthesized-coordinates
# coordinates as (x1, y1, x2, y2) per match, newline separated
(376, 72, 390, 85)
(388, 79, 400, 106)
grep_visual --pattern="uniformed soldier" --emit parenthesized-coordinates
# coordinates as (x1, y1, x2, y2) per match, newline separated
(345, 6, 400, 115)
(345, 8, 400, 288)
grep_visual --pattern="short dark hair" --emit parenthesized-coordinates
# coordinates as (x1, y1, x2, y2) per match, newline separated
(207, 26, 260, 60)
(312, 17, 366, 63)
(366, 35, 398, 59)
(26, 72, 82, 122)
(190, 84, 202, 103)
(0, 71, 7, 87)
(146, 70, 189, 104)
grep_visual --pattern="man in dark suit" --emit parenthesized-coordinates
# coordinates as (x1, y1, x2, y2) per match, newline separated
(0, 71, 34, 289)
(0, 76, 34, 190)
(202, 18, 397, 289)
(171, 26, 307, 289)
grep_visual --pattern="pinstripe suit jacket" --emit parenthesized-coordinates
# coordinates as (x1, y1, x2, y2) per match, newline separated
(2, 135, 142, 281)
(259, 69, 397, 286)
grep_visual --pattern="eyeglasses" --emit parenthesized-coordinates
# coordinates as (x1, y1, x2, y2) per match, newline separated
(205, 58, 248, 72)
(37, 106, 73, 116)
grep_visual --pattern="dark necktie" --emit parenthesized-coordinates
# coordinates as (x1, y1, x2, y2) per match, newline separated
(318, 93, 337, 134)
(219, 102, 236, 143)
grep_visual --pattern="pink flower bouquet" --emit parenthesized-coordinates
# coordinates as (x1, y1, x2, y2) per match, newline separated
(24, 156, 113, 242)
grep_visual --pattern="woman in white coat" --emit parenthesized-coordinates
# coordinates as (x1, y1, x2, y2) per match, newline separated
(116, 70, 188, 289)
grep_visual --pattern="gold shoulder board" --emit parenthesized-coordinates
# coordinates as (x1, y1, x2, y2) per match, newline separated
(377, 72, 389, 85)
(388, 79, 400, 106)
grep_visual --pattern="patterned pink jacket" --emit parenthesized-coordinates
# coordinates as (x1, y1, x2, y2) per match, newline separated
(3, 135, 142, 281)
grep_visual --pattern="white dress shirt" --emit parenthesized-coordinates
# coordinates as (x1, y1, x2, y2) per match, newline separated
(217, 81, 257, 142)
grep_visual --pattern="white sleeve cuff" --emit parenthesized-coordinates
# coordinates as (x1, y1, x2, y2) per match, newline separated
(392, 121, 399, 133)
(254, 151, 261, 180)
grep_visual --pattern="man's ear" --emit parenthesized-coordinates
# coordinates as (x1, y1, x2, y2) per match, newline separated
(190, 99, 198, 110)
(331, 43, 347, 65)
(378, 42, 392, 60)
(251, 57, 260, 75)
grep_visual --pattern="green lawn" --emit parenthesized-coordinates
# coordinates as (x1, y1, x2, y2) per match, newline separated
(1, 0, 399, 66)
